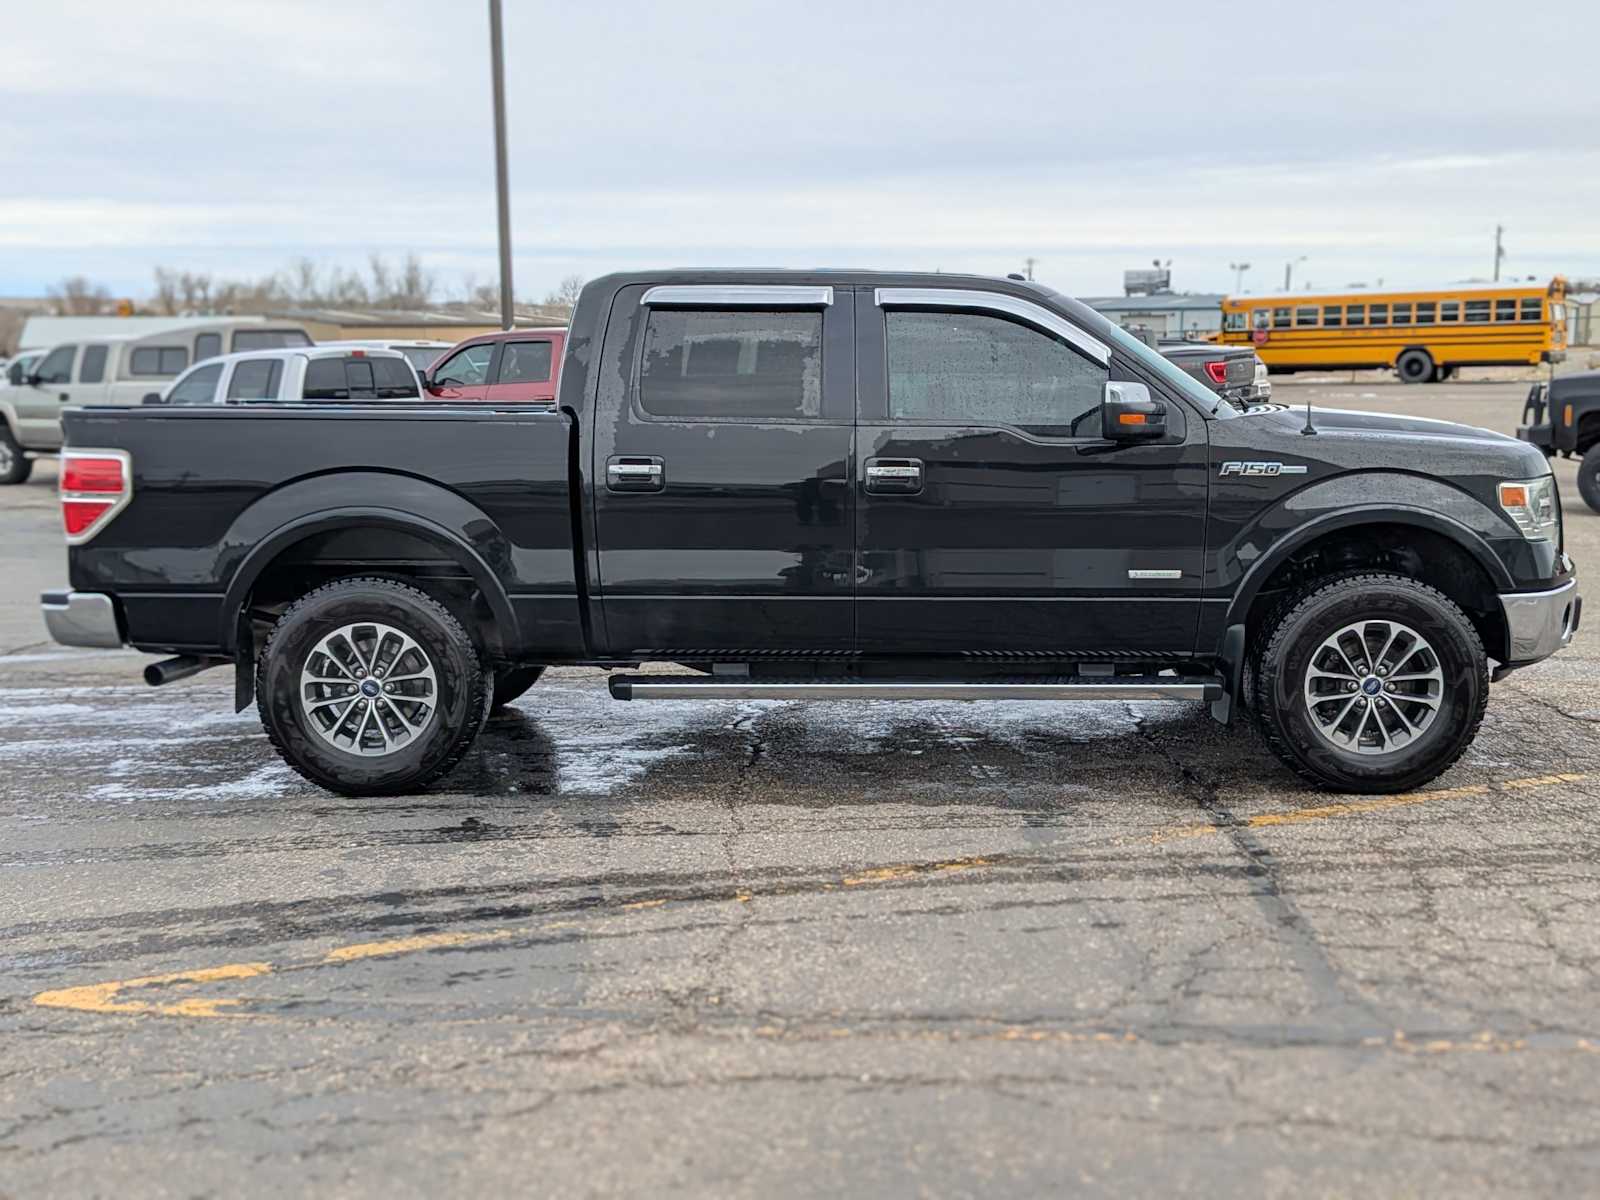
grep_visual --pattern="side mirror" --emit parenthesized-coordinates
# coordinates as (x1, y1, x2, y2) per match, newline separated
(1101, 381, 1167, 441)
(141, 392, 163, 405)
(25, 373, 43, 388)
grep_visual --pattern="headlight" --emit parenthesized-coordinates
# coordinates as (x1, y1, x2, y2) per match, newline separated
(1498, 476, 1559, 541)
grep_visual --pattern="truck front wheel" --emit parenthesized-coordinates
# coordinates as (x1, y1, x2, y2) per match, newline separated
(1578, 443, 1600, 513)
(0, 425, 32, 485)
(1252, 574, 1487, 793)
(256, 577, 491, 795)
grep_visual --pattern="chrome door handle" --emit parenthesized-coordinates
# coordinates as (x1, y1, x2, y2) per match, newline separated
(864, 457, 923, 494)
(606, 455, 665, 492)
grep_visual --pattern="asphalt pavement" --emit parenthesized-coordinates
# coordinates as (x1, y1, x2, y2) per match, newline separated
(2, 378, 1597, 1198)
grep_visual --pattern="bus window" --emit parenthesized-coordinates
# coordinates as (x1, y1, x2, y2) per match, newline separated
(1272, 307, 1291, 329)
(1369, 303, 1389, 326)
(1494, 299, 1517, 322)
(1416, 302, 1436, 324)
(1347, 306, 1366, 327)
(1441, 300, 1460, 322)
(1392, 303, 1412, 324)
(1465, 300, 1491, 323)
(1519, 298, 1541, 321)
(1253, 309, 1271, 330)
(1295, 306, 1318, 327)
(1322, 306, 1343, 327)
(1224, 311, 1247, 332)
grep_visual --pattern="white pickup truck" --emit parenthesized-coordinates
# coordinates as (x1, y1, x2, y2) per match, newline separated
(150, 346, 421, 406)
(0, 321, 311, 483)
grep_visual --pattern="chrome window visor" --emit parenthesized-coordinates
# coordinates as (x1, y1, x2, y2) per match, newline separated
(642, 285, 834, 307)
(874, 287, 1110, 366)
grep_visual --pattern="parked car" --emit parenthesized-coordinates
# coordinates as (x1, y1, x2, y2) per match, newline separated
(42, 270, 1580, 797)
(420, 327, 566, 407)
(148, 347, 421, 406)
(1518, 368, 1600, 511)
(317, 340, 454, 374)
(0, 321, 312, 483)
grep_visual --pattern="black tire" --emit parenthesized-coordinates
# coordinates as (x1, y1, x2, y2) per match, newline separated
(256, 577, 490, 795)
(1253, 573, 1488, 793)
(1578, 443, 1600, 514)
(1396, 350, 1434, 384)
(491, 665, 546, 712)
(0, 425, 31, 485)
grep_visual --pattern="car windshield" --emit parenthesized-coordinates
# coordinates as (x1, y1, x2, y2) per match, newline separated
(398, 346, 443, 370)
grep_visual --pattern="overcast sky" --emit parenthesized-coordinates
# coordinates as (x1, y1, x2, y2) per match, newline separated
(3, 0, 1597, 303)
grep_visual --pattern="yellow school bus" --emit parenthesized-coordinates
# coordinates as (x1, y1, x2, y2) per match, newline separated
(1218, 278, 1567, 383)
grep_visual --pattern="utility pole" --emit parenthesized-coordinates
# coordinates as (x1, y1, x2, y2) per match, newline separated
(1284, 256, 1307, 292)
(488, 0, 514, 331)
(1493, 224, 1505, 282)
(1023, 257, 1037, 282)
(1229, 261, 1251, 293)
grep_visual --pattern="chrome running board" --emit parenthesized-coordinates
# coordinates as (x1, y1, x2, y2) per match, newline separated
(608, 675, 1221, 702)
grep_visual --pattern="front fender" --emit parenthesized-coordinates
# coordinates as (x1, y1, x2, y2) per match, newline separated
(1217, 472, 1519, 630)
(217, 471, 520, 652)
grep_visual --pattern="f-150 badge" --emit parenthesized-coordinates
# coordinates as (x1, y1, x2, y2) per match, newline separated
(1218, 461, 1308, 477)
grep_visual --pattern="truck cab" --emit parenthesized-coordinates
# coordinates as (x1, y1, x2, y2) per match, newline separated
(41, 271, 1581, 797)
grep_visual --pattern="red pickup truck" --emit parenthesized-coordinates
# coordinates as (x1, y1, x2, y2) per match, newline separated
(420, 327, 566, 406)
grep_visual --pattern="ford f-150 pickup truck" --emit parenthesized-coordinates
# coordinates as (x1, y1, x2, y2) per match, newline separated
(42, 271, 1581, 796)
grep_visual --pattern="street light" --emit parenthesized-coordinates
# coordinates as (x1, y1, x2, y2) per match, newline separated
(1284, 256, 1307, 291)
(488, 0, 514, 331)
(1229, 262, 1251, 293)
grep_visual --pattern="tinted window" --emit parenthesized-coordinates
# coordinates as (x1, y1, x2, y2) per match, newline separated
(35, 345, 76, 384)
(496, 340, 553, 384)
(886, 310, 1106, 433)
(1495, 298, 1517, 322)
(303, 358, 350, 399)
(79, 344, 108, 383)
(639, 309, 822, 419)
(1441, 300, 1460, 322)
(1368, 303, 1389, 326)
(433, 344, 494, 386)
(1346, 306, 1366, 327)
(1416, 302, 1436, 324)
(195, 333, 222, 362)
(129, 346, 188, 375)
(1323, 306, 1343, 327)
(168, 363, 224, 405)
(1295, 306, 1318, 327)
(1464, 300, 1491, 323)
(232, 329, 311, 352)
(344, 360, 377, 397)
(1392, 303, 1412, 324)
(226, 359, 283, 401)
(1520, 298, 1542, 321)
(1272, 307, 1291, 329)
(372, 358, 418, 398)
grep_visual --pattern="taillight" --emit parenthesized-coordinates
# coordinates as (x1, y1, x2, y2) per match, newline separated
(1204, 360, 1229, 385)
(60, 450, 131, 545)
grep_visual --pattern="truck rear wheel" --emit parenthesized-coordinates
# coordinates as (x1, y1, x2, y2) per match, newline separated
(256, 577, 491, 795)
(1578, 443, 1600, 513)
(1252, 573, 1487, 793)
(491, 665, 546, 712)
(1396, 350, 1434, 384)
(0, 425, 31, 485)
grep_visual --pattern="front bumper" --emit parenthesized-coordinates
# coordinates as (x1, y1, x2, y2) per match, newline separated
(41, 590, 124, 649)
(1498, 578, 1581, 665)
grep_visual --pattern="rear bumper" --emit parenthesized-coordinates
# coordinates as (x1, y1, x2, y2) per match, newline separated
(40, 590, 124, 649)
(1498, 579, 1581, 665)
(1515, 421, 1553, 451)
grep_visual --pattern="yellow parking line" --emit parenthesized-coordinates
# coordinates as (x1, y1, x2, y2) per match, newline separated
(321, 930, 511, 963)
(33, 961, 272, 1018)
(1152, 773, 1586, 844)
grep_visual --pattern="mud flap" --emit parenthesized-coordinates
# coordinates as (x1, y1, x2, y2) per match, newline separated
(1210, 623, 1246, 725)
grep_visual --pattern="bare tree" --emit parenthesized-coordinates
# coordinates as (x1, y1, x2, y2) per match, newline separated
(48, 276, 112, 315)
(542, 274, 585, 310)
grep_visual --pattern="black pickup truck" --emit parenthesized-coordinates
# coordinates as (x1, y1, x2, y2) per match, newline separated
(44, 271, 1580, 796)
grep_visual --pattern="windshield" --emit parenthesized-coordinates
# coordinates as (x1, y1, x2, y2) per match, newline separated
(399, 346, 444, 370)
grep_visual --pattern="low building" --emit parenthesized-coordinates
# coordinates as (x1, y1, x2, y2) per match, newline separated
(264, 304, 571, 343)
(17, 313, 277, 351)
(1080, 293, 1224, 339)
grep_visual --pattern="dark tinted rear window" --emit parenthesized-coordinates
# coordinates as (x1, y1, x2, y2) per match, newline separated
(639, 310, 822, 419)
(195, 333, 222, 362)
(372, 357, 419, 398)
(129, 346, 189, 375)
(79, 345, 108, 383)
(227, 359, 283, 400)
(497, 340, 553, 384)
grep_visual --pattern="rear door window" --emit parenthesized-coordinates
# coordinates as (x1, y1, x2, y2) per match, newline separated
(638, 309, 823, 420)
(167, 363, 225, 404)
(372, 357, 419, 398)
(496, 340, 554, 383)
(79, 344, 108, 383)
(129, 346, 188, 376)
(226, 359, 284, 401)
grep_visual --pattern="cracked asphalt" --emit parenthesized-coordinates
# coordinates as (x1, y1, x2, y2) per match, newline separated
(2, 379, 1597, 1197)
